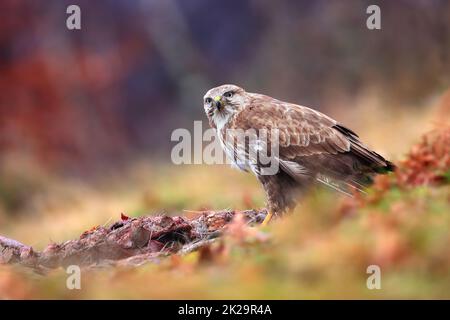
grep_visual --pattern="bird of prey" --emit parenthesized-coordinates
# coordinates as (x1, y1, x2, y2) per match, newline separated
(203, 84, 395, 225)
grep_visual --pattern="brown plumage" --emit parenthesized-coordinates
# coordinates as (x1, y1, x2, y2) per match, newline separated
(203, 84, 395, 217)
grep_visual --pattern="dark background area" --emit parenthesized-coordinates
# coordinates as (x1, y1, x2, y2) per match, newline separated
(0, 0, 449, 171)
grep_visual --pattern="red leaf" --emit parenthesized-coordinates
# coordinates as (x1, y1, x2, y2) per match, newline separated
(121, 212, 130, 221)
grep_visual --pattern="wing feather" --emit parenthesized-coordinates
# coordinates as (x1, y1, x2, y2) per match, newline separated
(231, 94, 393, 194)
(233, 95, 351, 158)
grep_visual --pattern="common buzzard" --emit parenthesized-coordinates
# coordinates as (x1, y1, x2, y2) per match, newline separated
(203, 84, 395, 225)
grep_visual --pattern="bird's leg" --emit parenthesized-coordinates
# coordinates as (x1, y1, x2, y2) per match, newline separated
(261, 210, 274, 226)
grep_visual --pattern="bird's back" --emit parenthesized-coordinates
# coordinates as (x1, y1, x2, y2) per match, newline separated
(228, 92, 395, 195)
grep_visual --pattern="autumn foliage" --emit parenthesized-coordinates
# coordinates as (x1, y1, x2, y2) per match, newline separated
(396, 127, 450, 187)
(365, 127, 450, 201)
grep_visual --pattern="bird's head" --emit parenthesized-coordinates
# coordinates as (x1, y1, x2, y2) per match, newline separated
(203, 84, 247, 128)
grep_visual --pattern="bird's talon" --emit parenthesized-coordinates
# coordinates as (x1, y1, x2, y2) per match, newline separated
(261, 211, 273, 226)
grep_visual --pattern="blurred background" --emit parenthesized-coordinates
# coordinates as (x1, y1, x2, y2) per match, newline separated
(0, 0, 449, 299)
(1, 0, 449, 171)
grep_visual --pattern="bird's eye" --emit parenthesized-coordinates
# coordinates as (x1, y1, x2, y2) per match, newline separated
(223, 91, 234, 98)
(205, 97, 212, 104)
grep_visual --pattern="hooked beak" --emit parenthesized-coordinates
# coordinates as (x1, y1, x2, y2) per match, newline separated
(214, 95, 223, 110)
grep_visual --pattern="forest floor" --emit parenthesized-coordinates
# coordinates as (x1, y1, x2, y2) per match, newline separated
(0, 128, 449, 299)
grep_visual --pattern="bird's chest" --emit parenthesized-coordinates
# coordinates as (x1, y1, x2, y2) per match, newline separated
(217, 127, 250, 172)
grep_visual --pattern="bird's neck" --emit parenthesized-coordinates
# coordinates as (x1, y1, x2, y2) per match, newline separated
(213, 112, 234, 131)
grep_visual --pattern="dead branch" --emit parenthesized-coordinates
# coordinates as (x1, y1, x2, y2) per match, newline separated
(0, 209, 267, 272)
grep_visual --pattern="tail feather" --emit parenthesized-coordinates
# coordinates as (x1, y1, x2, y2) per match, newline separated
(333, 124, 395, 176)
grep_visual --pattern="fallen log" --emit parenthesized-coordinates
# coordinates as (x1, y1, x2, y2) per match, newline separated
(0, 209, 267, 272)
